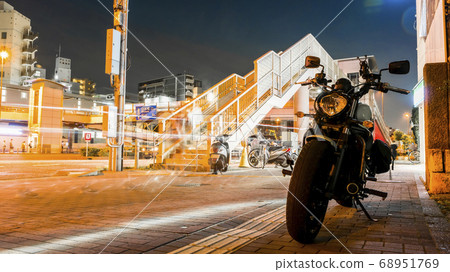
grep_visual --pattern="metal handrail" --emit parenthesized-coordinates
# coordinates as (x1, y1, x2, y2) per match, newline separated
(157, 34, 342, 166)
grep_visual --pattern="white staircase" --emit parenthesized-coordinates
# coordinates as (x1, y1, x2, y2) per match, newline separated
(156, 34, 349, 169)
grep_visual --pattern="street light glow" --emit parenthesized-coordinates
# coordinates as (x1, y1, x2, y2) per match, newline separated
(0, 51, 8, 59)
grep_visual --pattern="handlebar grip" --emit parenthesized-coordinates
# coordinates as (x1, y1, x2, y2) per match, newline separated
(296, 81, 312, 86)
(383, 84, 410, 95)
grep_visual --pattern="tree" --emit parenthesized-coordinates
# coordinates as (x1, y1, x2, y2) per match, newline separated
(401, 134, 413, 147)
(393, 129, 404, 142)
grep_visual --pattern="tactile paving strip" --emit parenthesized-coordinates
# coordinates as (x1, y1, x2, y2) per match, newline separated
(169, 206, 286, 254)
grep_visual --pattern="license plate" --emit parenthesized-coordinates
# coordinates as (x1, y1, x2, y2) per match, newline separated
(211, 154, 220, 159)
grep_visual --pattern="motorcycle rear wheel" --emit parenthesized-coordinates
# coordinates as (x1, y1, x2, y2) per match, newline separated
(286, 140, 334, 243)
(248, 149, 260, 168)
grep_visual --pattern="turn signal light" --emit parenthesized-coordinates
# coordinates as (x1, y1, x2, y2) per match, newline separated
(362, 120, 374, 129)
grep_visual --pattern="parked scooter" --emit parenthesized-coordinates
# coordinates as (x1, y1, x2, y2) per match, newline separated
(209, 135, 230, 174)
(248, 139, 297, 169)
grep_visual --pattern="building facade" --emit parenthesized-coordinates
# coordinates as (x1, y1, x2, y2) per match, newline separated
(72, 78, 96, 96)
(138, 73, 202, 103)
(54, 56, 71, 83)
(0, 1, 38, 86)
(415, 0, 450, 193)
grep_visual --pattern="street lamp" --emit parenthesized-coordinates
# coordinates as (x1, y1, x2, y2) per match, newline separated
(0, 50, 9, 119)
(403, 113, 410, 134)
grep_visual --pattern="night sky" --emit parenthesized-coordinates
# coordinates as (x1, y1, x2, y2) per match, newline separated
(13, 0, 417, 132)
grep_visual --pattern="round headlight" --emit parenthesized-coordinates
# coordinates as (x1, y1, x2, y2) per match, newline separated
(318, 93, 348, 117)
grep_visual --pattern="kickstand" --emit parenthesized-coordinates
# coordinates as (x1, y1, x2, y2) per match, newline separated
(354, 198, 378, 222)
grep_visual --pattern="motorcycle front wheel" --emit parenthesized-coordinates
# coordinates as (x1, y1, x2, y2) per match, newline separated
(286, 140, 334, 243)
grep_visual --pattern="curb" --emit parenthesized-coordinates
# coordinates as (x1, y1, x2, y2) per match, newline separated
(414, 173, 450, 254)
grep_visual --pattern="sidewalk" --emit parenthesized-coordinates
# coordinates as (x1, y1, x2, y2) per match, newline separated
(230, 164, 449, 254)
(0, 163, 447, 254)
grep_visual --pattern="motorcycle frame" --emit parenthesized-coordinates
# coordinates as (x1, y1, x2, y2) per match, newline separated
(309, 86, 373, 201)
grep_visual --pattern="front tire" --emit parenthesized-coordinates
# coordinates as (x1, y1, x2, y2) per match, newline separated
(286, 140, 334, 243)
(336, 198, 353, 207)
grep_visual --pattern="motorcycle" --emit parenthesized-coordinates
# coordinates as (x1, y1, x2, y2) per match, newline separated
(284, 55, 410, 243)
(248, 139, 298, 169)
(209, 135, 230, 175)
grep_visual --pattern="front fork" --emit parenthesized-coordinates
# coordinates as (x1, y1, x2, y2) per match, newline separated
(324, 127, 349, 199)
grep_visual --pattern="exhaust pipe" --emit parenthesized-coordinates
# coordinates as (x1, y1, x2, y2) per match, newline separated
(282, 169, 292, 177)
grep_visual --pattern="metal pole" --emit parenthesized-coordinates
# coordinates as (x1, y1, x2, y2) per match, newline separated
(0, 58, 4, 119)
(135, 138, 139, 169)
(111, 0, 129, 172)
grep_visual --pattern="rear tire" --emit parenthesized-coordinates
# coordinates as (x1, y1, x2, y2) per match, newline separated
(286, 140, 334, 243)
(248, 149, 260, 168)
(280, 155, 289, 168)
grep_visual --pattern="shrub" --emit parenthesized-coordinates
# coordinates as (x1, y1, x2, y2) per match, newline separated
(80, 147, 101, 157)
(99, 147, 109, 157)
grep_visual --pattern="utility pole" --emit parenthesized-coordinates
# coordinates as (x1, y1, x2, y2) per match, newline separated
(105, 0, 129, 171)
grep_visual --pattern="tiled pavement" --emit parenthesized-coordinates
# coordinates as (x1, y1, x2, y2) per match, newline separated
(0, 168, 290, 254)
(233, 164, 449, 254)
(0, 163, 447, 254)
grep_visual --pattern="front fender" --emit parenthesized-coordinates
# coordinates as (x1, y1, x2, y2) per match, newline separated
(305, 135, 337, 151)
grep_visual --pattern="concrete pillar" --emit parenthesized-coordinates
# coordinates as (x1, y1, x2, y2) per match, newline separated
(29, 79, 65, 154)
(293, 86, 310, 144)
(423, 62, 450, 193)
(418, 103, 425, 164)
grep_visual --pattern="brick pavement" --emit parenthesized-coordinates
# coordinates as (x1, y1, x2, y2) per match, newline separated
(0, 168, 289, 254)
(233, 164, 449, 254)
(0, 163, 447, 254)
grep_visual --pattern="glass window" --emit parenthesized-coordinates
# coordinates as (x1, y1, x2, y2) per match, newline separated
(1, 32, 6, 39)
(1, 90, 6, 102)
(21, 92, 27, 99)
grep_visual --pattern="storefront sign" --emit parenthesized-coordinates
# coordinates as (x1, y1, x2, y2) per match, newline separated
(135, 105, 157, 121)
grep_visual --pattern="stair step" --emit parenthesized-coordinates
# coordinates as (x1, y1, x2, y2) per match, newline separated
(171, 153, 208, 160)
(164, 158, 208, 165)
(175, 149, 208, 154)
(163, 164, 209, 172)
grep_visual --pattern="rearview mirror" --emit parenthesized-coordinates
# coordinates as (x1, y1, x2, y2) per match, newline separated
(305, 56, 321, 68)
(389, 60, 410, 74)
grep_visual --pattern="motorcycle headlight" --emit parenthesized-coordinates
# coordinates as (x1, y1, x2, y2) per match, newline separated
(318, 93, 348, 117)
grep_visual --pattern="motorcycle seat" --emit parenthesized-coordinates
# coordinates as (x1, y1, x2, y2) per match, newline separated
(268, 146, 283, 152)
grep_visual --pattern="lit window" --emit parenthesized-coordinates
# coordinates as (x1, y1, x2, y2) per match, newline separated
(21, 92, 27, 99)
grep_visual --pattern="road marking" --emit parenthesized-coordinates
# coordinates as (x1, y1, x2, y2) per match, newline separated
(0, 199, 284, 254)
(170, 206, 286, 254)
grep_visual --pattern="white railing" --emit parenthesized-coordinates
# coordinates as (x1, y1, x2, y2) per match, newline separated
(156, 34, 344, 166)
(208, 34, 341, 142)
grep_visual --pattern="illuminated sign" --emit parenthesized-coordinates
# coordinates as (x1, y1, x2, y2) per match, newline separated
(84, 133, 92, 141)
(135, 105, 157, 121)
(413, 79, 424, 107)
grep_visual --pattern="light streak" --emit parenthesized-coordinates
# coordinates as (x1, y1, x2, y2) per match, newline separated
(316, 0, 355, 38)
